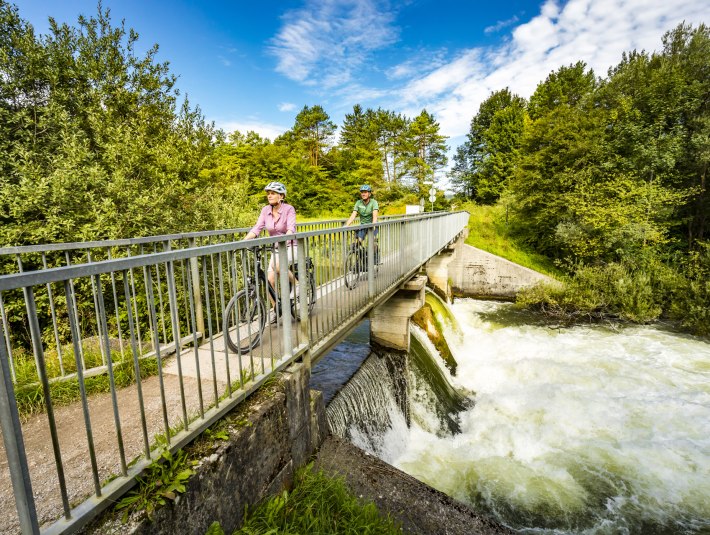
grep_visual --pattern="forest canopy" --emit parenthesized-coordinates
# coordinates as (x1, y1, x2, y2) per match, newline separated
(0, 0, 448, 247)
(450, 24, 709, 264)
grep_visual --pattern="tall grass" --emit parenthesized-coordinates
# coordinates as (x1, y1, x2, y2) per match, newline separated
(231, 465, 402, 535)
(460, 201, 560, 278)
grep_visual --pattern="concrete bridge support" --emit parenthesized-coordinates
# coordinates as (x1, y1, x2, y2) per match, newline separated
(425, 229, 557, 300)
(426, 248, 456, 301)
(369, 275, 427, 352)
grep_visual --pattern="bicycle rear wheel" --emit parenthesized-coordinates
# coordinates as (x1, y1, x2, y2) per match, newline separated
(224, 290, 266, 354)
(344, 249, 361, 290)
(292, 271, 316, 319)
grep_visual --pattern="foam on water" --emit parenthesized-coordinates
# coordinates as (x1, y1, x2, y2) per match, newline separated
(394, 299, 710, 533)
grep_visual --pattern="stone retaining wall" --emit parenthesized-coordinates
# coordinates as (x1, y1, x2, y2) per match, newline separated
(84, 362, 328, 535)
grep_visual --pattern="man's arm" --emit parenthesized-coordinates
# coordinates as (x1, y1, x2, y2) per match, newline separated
(344, 210, 358, 226)
(372, 209, 379, 224)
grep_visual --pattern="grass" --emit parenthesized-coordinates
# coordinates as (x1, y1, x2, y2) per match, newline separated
(460, 201, 561, 278)
(12, 341, 161, 418)
(227, 465, 402, 535)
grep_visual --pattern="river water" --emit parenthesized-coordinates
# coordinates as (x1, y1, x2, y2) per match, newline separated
(325, 299, 710, 534)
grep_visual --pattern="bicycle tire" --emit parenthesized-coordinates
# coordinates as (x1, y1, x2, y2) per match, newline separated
(223, 289, 267, 354)
(344, 249, 361, 290)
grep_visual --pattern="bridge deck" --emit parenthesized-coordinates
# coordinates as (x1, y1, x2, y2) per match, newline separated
(0, 267, 379, 532)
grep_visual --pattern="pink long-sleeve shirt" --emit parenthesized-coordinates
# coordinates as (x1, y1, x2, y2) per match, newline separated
(249, 203, 297, 246)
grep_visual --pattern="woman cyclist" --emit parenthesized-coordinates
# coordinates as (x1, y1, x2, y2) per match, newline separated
(243, 181, 297, 313)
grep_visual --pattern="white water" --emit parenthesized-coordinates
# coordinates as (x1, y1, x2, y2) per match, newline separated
(389, 299, 710, 534)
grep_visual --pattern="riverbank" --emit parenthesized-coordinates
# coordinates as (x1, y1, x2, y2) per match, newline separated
(313, 435, 514, 535)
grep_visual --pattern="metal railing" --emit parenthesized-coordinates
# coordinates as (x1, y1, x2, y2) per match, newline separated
(0, 211, 468, 534)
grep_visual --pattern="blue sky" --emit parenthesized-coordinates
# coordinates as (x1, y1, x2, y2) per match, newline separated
(13, 0, 709, 181)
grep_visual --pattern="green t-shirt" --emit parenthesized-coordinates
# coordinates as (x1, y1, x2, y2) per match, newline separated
(353, 198, 379, 224)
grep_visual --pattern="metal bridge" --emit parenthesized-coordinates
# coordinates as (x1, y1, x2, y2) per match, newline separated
(0, 211, 468, 534)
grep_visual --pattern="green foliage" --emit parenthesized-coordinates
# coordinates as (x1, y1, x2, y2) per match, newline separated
(527, 61, 597, 120)
(450, 88, 526, 203)
(115, 448, 195, 523)
(460, 201, 559, 277)
(0, 2, 244, 247)
(205, 522, 225, 535)
(235, 465, 401, 535)
(451, 25, 710, 325)
(515, 250, 710, 332)
(1, 2, 456, 245)
(668, 242, 710, 335)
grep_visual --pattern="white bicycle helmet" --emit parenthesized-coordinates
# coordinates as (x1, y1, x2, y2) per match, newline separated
(264, 181, 287, 196)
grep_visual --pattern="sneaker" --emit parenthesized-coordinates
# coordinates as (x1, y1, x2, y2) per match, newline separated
(269, 309, 278, 324)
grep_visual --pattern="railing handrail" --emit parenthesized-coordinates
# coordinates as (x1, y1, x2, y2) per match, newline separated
(0, 212, 459, 291)
(0, 211, 452, 265)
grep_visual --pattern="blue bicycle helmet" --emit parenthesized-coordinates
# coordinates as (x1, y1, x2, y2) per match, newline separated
(264, 181, 287, 196)
(359, 184, 372, 192)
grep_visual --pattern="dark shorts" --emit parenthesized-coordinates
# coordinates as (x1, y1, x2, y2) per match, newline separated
(356, 228, 379, 241)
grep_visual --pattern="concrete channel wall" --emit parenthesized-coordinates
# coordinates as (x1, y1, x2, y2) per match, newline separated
(447, 244, 555, 299)
(85, 362, 329, 535)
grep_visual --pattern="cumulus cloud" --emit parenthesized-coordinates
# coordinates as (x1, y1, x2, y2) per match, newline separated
(392, 0, 708, 139)
(278, 102, 297, 112)
(269, 0, 399, 88)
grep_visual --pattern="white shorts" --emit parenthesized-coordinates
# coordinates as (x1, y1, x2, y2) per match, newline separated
(268, 244, 297, 273)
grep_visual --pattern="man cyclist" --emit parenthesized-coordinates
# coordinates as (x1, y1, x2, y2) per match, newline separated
(344, 184, 380, 265)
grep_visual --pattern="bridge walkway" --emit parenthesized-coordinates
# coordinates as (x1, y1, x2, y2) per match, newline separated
(0, 212, 468, 534)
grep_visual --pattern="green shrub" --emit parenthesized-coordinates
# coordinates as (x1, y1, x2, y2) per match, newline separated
(516, 252, 685, 326)
(235, 465, 401, 534)
(668, 243, 710, 336)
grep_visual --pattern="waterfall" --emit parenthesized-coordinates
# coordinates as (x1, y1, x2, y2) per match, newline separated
(326, 352, 410, 462)
(326, 318, 472, 462)
(409, 325, 472, 435)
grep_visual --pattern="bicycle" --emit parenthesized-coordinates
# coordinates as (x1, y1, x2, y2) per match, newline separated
(344, 233, 379, 290)
(223, 246, 316, 354)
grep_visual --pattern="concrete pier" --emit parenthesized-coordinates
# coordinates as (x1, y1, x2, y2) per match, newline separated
(369, 275, 427, 351)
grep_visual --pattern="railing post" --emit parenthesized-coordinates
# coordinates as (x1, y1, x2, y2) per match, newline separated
(296, 237, 310, 368)
(278, 243, 293, 358)
(0, 320, 39, 534)
(188, 238, 205, 335)
(367, 226, 375, 298)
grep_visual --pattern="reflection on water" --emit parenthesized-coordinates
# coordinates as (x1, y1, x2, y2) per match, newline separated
(394, 299, 710, 534)
(311, 319, 371, 405)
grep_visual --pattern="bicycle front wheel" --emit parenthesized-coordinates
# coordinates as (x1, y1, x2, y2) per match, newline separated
(344, 249, 361, 290)
(223, 290, 266, 354)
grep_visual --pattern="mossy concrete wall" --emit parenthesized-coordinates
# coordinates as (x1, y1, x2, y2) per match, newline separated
(447, 244, 554, 299)
(84, 362, 328, 535)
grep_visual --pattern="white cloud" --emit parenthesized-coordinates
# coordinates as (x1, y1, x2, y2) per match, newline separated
(392, 0, 708, 139)
(484, 15, 520, 34)
(278, 102, 296, 112)
(216, 120, 289, 141)
(269, 0, 399, 88)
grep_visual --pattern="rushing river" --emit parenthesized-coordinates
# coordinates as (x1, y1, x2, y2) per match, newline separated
(340, 299, 710, 534)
